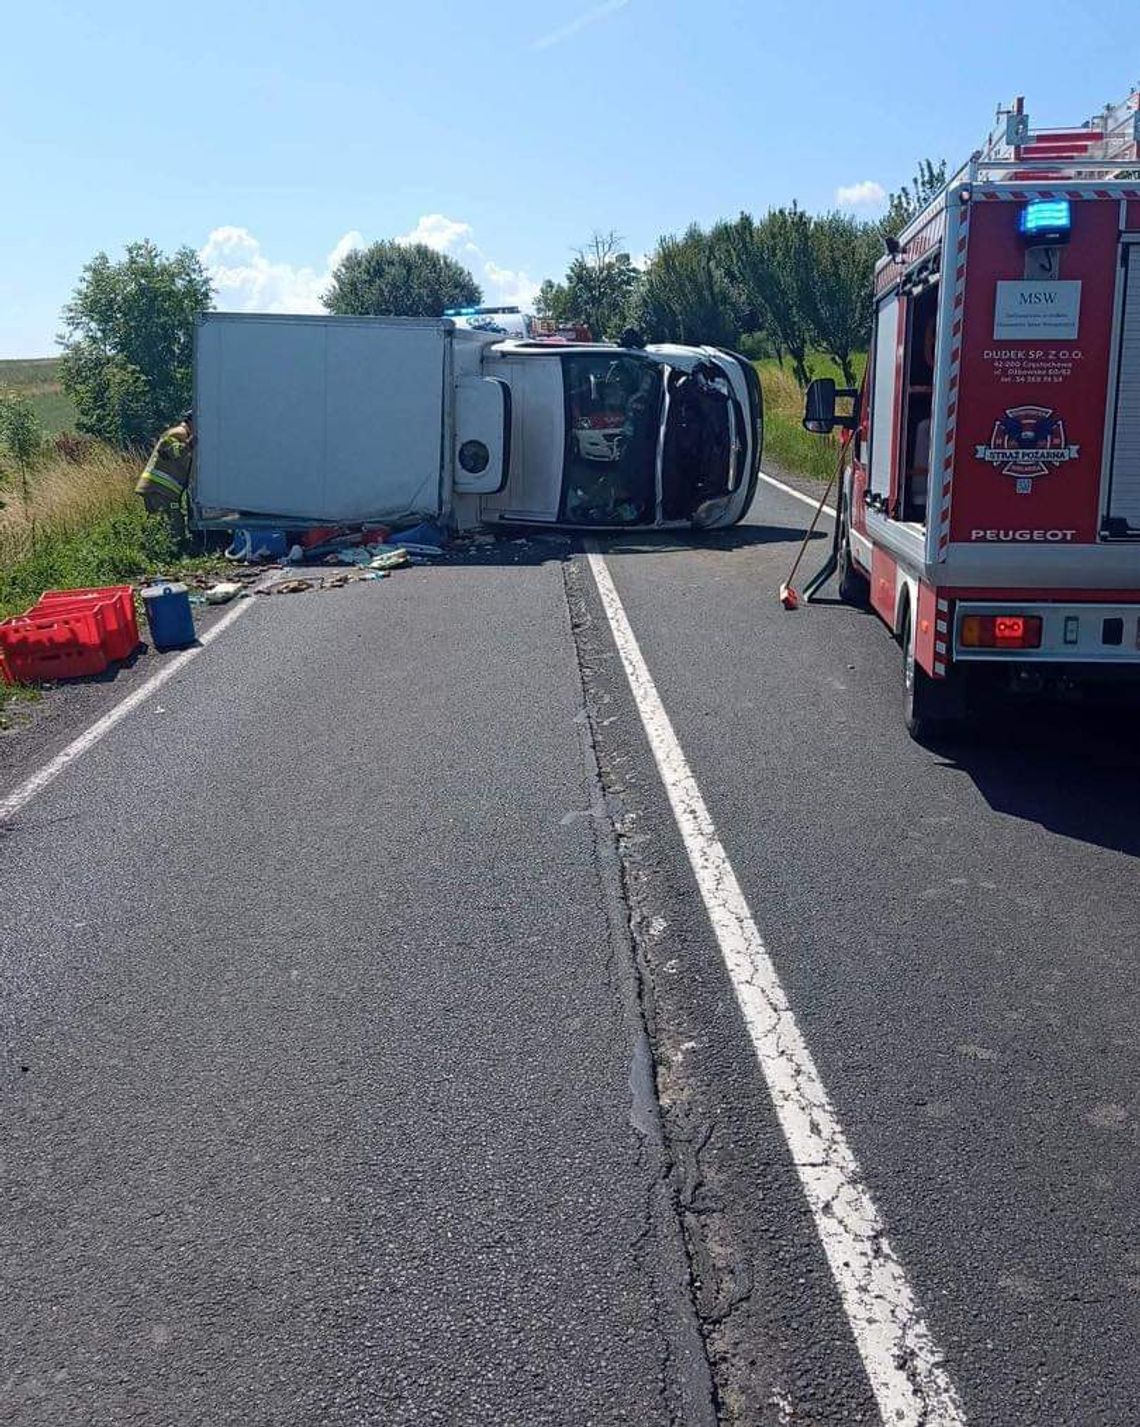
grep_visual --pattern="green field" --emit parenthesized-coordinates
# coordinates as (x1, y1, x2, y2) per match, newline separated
(0, 356, 77, 434)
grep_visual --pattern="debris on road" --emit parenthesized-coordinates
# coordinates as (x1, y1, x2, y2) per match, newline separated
(268, 579, 317, 596)
(141, 582, 196, 651)
(369, 549, 411, 571)
(389, 520, 449, 550)
(0, 585, 141, 684)
(1, 522, 572, 698)
(225, 528, 290, 563)
(204, 581, 243, 605)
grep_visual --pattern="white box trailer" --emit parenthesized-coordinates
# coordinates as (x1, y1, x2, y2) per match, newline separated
(192, 312, 762, 533)
(193, 315, 509, 527)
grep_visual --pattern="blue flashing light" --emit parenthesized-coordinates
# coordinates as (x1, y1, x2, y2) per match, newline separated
(444, 305, 522, 317)
(1019, 199, 1072, 240)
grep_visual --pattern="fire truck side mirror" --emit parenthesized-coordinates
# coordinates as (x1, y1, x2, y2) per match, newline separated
(803, 378, 859, 435)
(804, 378, 836, 433)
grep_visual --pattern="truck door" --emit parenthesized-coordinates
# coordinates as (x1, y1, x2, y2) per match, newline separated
(453, 377, 511, 495)
(477, 356, 565, 524)
(867, 294, 905, 517)
(1105, 242, 1140, 535)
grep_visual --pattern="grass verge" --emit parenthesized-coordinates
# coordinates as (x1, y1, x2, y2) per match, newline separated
(755, 354, 865, 485)
(0, 441, 227, 725)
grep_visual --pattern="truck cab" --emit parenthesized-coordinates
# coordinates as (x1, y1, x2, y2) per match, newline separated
(475, 340, 761, 529)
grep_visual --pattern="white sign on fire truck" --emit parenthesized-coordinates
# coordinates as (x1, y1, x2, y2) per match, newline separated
(993, 280, 1081, 340)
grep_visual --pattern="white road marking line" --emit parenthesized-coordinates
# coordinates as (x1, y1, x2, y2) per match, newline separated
(0, 594, 258, 825)
(757, 469, 837, 519)
(584, 544, 965, 1427)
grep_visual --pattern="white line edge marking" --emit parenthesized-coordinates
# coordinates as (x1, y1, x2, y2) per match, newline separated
(757, 468, 837, 519)
(584, 543, 965, 1427)
(0, 594, 258, 825)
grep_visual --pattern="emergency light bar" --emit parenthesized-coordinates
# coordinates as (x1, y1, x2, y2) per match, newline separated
(1019, 198, 1072, 245)
(443, 305, 522, 316)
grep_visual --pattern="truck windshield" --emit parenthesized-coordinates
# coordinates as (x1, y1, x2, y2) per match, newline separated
(561, 354, 663, 524)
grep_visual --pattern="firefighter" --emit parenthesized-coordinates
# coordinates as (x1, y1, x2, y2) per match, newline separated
(137, 411, 195, 542)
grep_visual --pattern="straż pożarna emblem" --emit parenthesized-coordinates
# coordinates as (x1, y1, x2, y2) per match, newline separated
(975, 405, 1080, 494)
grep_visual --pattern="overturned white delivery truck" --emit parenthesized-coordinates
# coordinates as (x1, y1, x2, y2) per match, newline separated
(192, 313, 762, 533)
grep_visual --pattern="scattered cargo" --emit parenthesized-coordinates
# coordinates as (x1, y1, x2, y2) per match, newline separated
(140, 583, 196, 651)
(0, 586, 140, 684)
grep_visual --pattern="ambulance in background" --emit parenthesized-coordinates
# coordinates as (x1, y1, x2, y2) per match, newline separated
(804, 89, 1140, 738)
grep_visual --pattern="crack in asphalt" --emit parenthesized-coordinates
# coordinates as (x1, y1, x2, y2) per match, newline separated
(560, 557, 717, 1427)
(563, 557, 745, 1424)
(567, 548, 970, 1426)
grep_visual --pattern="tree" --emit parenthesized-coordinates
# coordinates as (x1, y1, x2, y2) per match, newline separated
(59, 241, 213, 447)
(882, 160, 948, 237)
(323, 241, 481, 318)
(716, 209, 815, 387)
(797, 215, 879, 386)
(632, 225, 738, 347)
(535, 278, 571, 321)
(0, 388, 45, 517)
(560, 231, 642, 340)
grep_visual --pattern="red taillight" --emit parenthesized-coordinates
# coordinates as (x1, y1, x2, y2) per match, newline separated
(994, 616, 1025, 643)
(960, 614, 1043, 649)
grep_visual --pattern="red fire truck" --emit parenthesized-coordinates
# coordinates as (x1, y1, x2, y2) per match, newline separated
(803, 89, 1140, 737)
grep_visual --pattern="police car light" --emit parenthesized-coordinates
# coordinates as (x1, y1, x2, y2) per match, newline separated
(1019, 199, 1072, 244)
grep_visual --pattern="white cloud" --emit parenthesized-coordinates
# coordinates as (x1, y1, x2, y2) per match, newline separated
(200, 226, 364, 313)
(836, 180, 887, 210)
(396, 213, 474, 253)
(533, 0, 629, 50)
(201, 217, 540, 317)
(400, 213, 540, 310)
(482, 260, 541, 311)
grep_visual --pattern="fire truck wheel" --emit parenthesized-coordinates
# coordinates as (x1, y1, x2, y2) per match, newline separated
(901, 607, 952, 742)
(836, 518, 869, 607)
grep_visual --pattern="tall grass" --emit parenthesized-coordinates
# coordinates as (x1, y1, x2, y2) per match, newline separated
(0, 443, 180, 620)
(755, 353, 866, 485)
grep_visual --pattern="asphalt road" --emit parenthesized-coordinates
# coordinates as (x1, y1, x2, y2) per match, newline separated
(1, 484, 1137, 1425)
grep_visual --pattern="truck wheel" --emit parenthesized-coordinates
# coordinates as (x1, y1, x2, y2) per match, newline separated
(901, 607, 956, 742)
(837, 514, 869, 607)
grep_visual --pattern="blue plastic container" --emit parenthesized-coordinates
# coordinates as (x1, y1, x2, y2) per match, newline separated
(141, 582, 196, 651)
(225, 528, 289, 562)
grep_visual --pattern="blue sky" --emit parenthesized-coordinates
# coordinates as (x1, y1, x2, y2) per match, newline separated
(1, 0, 1136, 356)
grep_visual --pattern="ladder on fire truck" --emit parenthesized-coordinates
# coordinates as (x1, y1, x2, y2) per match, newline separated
(971, 87, 1140, 181)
